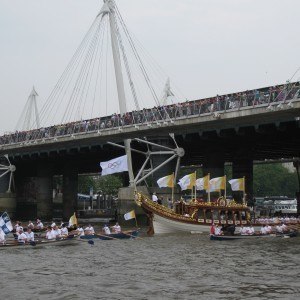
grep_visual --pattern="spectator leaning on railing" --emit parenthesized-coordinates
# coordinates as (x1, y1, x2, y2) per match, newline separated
(0, 81, 299, 146)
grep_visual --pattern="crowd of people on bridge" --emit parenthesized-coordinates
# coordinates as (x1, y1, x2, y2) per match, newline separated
(0, 81, 299, 146)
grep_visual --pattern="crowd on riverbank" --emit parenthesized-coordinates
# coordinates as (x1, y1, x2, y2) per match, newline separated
(0, 81, 299, 146)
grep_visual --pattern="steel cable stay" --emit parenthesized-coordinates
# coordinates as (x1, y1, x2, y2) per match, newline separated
(63, 18, 104, 124)
(91, 18, 108, 119)
(114, 6, 159, 103)
(77, 17, 108, 120)
(51, 17, 102, 126)
(15, 0, 189, 146)
(114, 15, 140, 112)
(114, 4, 173, 122)
(39, 17, 101, 127)
(72, 18, 105, 123)
(124, 31, 186, 103)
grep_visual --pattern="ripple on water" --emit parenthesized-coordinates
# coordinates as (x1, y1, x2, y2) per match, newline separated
(0, 232, 299, 299)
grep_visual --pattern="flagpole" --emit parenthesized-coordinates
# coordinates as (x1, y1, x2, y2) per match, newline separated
(224, 175, 227, 200)
(194, 171, 197, 201)
(172, 172, 175, 203)
(208, 173, 211, 202)
(243, 176, 246, 205)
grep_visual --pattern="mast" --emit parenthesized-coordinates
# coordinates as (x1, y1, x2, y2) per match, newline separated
(99, 0, 135, 186)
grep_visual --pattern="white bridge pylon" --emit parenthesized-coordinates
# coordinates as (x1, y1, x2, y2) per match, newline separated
(23, 0, 185, 187)
(98, 0, 179, 186)
(15, 87, 40, 132)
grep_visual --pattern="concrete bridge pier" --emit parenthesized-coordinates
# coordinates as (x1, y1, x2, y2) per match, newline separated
(62, 162, 78, 220)
(0, 169, 16, 216)
(36, 162, 54, 220)
(232, 158, 253, 205)
(202, 150, 225, 178)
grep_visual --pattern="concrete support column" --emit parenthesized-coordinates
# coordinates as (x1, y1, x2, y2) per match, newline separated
(150, 137, 176, 186)
(36, 162, 54, 220)
(202, 150, 225, 178)
(63, 162, 78, 220)
(232, 159, 253, 205)
(0, 170, 9, 193)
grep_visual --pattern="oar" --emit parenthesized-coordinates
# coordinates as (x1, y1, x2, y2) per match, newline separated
(121, 231, 142, 240)
(95, 233, 118, 240)
(78, 239, 95, 245)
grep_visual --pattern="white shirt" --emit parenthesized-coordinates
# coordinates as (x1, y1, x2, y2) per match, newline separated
(28, 222, 34, 229)
(103, 226, 111, 235)
(52, 228, 61, 238)
(239, 227, 246, 235)
(18, 232, 27, 243)
(85, 226, 95, 234)
(26, 231, 35, 241)
(266, 225, 272, 233)
(61, 227, 68, 236)
(46, 231, 55, 240)
(260, 227, 267, 234)
(36, 222, 44, 229)
(0, 230, 5, 242)
(77, 227, 84, 236)
(215, 227, 221, 235)
(112, 225, 121, 233)
(152, 194, 158, 202)
(276, 225, 283, 233)
(15, 225, 23, 233)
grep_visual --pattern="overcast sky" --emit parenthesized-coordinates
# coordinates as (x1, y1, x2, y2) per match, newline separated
(0, 0, 299, 134)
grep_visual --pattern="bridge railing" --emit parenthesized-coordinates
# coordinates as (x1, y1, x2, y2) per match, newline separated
(0, 82, 299, 147)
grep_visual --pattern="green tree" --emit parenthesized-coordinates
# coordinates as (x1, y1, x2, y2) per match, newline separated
(253, 164, 298, 197)
(96, 175, 123, 195)
(78, 174, 123, 196)
(78, 176, 97, 194)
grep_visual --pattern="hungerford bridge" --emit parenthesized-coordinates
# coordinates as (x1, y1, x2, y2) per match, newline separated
(1, 0, 300, 219)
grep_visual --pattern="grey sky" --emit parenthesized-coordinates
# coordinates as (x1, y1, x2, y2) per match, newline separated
(0, 0, 299, 134)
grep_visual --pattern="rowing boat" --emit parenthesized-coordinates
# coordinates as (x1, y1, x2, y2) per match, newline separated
(0, 236, 78, 249)
(210, 231, 298, 241)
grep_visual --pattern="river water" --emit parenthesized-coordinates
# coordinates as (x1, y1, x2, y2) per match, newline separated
(0, 231, 299, 300)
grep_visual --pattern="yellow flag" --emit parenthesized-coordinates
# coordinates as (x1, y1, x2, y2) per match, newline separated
(157, 174, 174, 188)
(124, 210, 136, 221)
(196, 175, 209, 191)
(178, 173, 196, 190)
(69, 212, 78, 227)
(229, 178, 245, 191)
(209, 176, 226, 191)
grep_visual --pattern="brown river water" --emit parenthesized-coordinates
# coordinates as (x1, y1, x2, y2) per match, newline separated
(0, 231, 299, 300)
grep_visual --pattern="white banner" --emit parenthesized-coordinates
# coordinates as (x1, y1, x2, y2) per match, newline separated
(100, 155, 128, 176)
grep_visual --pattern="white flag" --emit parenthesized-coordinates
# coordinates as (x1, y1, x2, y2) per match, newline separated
(100, 155, 128, 176)
(209, 176, 225, 192)
(124, 210, 136, 220)
(196, 175, 209, 191)
(157, 174, 174, 188)
(178, 173, 196, 191)
(0, 212, 13, 234)
(229, 178, 245, 191)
